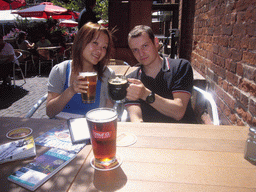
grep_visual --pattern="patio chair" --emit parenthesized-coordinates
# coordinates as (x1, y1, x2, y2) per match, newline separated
(191, 86, 220, 125)
(13, 50, 26, 87)
(15, 49, 35, 77)
(38, 49, 54, 75)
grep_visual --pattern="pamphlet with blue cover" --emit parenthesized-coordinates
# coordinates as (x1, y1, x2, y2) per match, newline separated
(34, 124, 86, 154)
(8, 148, 76, 191)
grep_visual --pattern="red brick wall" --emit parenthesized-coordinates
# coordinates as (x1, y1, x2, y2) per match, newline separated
(180, 0, 256, 126)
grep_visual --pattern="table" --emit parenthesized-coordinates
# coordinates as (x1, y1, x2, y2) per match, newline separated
(1, 117, 255, 191)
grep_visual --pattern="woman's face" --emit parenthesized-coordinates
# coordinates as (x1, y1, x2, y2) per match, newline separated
(82, 32, 109, 67)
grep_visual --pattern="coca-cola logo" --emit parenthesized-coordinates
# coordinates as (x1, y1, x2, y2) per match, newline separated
(93, 130, 112, 139)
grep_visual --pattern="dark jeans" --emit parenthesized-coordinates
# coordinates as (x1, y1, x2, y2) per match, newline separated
(0, 62, 13, 84)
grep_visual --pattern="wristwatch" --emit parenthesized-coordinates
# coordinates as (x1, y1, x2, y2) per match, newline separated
(146, 92, 155, 104)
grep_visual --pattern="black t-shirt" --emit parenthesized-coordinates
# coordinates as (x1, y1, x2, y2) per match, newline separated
(126, 57, 197, 123)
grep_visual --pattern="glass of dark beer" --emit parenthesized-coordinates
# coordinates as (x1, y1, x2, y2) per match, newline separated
(108, 75, 129, 121)
(79, 72, 97, 103)
(108, 75, 129, 102)
(86, 108, 122, 171)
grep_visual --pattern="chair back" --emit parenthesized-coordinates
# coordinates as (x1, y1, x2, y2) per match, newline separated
(191, 86, 220, 125)
(14, 50, 22, 60)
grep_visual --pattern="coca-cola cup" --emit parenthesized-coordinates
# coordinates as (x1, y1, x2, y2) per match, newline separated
(86, 108, 122, 171)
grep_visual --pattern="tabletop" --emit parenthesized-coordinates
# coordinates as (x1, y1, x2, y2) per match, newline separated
(1, 117, 255, 191)
(37, 46, 61, 50)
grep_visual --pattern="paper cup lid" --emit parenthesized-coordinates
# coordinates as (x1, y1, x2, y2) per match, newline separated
(6, 127, 33, 139)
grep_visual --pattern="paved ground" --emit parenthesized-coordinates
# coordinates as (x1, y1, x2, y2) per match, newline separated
(0, 75, 48, 119)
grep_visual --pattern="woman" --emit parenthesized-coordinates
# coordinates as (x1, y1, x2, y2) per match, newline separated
(17, 31, 38, 60)
(46, 22, 115, 118)
(17, 31, 35, 50)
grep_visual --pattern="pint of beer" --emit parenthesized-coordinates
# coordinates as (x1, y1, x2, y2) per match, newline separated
(86, 108, 119, 170)
(79, 72, 97, 103)
(108, 75, 129, 101)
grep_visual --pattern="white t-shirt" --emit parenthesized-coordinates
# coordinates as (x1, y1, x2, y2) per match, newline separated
(0, 43, 18, 64)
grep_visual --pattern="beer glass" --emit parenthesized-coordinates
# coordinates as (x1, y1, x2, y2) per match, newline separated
(108, 75, 129, 120)
(86, 108, 122, 171)
(79, 72, 97, 103)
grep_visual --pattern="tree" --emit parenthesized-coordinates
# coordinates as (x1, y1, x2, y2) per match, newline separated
(50, 0, 109, 21)
(94, 0, 108, 22)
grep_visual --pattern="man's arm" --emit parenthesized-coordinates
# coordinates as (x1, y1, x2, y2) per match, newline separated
(127, 78, 191, 121)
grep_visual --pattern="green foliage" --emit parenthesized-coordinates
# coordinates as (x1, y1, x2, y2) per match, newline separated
(50, 0, 83, 12)
(94, 0, 108, 22)
(50, 0, 109, 22)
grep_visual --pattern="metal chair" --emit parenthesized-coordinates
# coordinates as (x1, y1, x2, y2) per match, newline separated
(13, 50, 26, 87)
(38, 49, 54, 75)
(25, 93, 48, 118)
(15, 49, 35, 77)
(191, 86, 220, 125)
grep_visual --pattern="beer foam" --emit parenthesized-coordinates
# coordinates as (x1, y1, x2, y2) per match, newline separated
(109, 77, 127, 84)
(79, 72, 97, 77)
(86, 108, 117, 122)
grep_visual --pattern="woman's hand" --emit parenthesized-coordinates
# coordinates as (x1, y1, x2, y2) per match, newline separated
(71, 75, 89, 94)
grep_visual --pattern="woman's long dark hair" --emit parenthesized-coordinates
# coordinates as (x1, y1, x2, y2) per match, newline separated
(72, 22, 114, 81)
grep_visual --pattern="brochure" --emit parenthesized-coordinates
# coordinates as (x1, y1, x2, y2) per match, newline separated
(8, 148, 76, 191)
(0, 136, 36, 164)
(34, 124, 86, 154)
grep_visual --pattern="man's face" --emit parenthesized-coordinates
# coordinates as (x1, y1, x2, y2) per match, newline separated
(128, 32, 159, 66)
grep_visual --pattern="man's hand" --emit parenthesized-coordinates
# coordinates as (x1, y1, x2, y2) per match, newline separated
(126, 78, 149, 101)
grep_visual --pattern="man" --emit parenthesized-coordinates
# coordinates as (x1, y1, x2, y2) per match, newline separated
(36, 35, 52, 47)
(78, 0, 98, 30)
(0, 34, 18, 86)
(125, 25, 196, 123)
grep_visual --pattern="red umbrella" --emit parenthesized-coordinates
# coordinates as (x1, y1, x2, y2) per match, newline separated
(0, 0, 26, 10)
(13, 2, 79, 19)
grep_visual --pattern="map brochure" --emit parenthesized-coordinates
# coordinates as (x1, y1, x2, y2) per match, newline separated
(8, 148, 76, 191)
(0, 136, 36, 164)
(34, 124, 86, 154)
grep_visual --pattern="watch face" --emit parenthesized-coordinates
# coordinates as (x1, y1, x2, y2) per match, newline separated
(146, 93, 155, 103)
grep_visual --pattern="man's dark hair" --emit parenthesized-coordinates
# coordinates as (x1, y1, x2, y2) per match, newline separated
(128, 25, 155, 44)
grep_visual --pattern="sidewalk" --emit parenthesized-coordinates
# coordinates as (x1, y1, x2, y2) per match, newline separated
(0, 76, 48, 119)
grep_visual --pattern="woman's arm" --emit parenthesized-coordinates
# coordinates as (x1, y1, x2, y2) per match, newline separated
(46, 72, 89, 118)
(126, 104, 143, 122)
(46, 86, 76, 118)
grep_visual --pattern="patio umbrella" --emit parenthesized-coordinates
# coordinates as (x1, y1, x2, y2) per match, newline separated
(0, 0, 26, 10)
(59, 19, 78, 27)
(13, 2, 79, 19)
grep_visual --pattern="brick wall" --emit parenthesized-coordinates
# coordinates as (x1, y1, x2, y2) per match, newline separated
(180, 0, 256, 126)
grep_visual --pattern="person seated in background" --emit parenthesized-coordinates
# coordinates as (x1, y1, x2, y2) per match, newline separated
(46, 22, 115, 118)
(36, 35, 52, 60)
(125, 25, 196, 124)
(0, 34, 18, 86)
(18, 31, 35, 50)
(36, 35, 52, 47)
(17, 31, 38, 60)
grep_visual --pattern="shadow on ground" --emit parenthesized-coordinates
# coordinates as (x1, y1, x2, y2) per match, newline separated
(0, 85, 29, 109)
